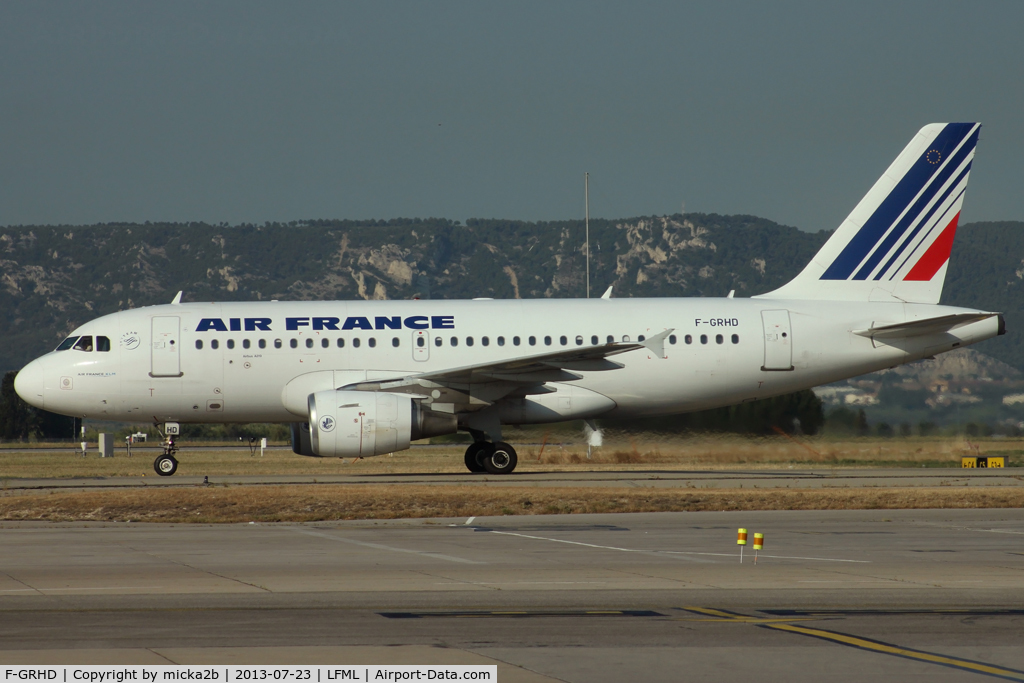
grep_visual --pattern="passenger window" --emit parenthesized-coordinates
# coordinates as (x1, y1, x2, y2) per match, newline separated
(638, 335, 646, 342)
(195, 340, 203, 350)
(305, 338, 314, 348)
(450, 337, 458, 347)
(368, 338, 376, 348)
(622, 335, 630, 342)
(544, 336, 552, 346)
(290, 339, 298, 348)
(685, 335, 693, 344)
(434, 337, 442, 347)
(732, 334, 739, 344)
(700, 334, 708, 344)
(274, 339, 282, 349)
(576, 335, 584, 346)
(321, 338, 329, 348)
(227, 339, 235, 349)
(337, 338, 345, 348)
(607, 335, 614, 343)
(73, 336, 93, 352)
(417, 337, 425, 348)
(392, 337, 400, 347)
(716, 334, 724, 344)
(259, 339, 267, 349)
(243, 339, 251, 349)
(482, 336, 489, 346)
(513, 336, 521, 346)
(97, 336, 111, 352)
(56, 336, 79, 351)
(466, 337, 474, 347)
(211, 339, 219, 350)
(528, 336, 536, 346)
(497, 336, 505, 346)
(353, 338, 361, 348)
(669, 335, 677, 345)
(559, 335, 567, 346)
(591, 335, 598, 345)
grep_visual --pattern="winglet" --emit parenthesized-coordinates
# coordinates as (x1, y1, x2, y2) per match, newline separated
(640, 328, 674, 359)
(171, 291, 183, 305)
(601, 286, 613, 299)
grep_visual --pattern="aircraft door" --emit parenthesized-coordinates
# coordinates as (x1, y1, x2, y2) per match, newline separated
(151, 316, 182, 377)
(412, 330, 429, 362)
(760, 310, 793, 371)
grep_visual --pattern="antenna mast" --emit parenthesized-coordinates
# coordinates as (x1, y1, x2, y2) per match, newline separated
(585, 172, 590, 298)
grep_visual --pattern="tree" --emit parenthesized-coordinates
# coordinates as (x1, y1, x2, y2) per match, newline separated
(824, 406, 870, 436)
(0, 370, 75, 441)
(0, 371, 31, 440)
(602, 389, 825, 435)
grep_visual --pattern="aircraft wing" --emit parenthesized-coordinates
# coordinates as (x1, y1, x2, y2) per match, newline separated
(340, 329, 674, 405)
(854, 313, 998, 339)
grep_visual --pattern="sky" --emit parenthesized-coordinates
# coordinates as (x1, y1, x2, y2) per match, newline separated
(1, 1, 1022, 232)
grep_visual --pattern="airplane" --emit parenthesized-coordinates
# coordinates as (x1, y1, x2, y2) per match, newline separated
(15, 122, 1002, 477)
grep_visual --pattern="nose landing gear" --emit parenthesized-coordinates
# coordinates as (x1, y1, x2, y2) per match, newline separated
(153, 420, 180, 476)
(154, 451, 178, 476)
(463, 440, 518, 474)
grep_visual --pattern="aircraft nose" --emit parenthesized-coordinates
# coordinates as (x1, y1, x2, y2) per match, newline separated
(14, 361, 46, 409)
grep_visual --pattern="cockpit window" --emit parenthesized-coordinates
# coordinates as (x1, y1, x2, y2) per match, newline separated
(56, 336, 79, 351)
(96, 336, 111, 352)
(72, 336, 94, 352)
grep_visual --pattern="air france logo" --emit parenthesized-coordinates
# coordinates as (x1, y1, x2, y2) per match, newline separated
(195, 316, 455, 332)
(319, 416, 335, 432)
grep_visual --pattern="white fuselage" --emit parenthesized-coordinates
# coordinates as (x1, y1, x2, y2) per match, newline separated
(14, 297, 1001, 425)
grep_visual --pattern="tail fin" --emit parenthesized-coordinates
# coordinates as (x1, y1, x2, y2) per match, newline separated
(758, 122, 980, 304)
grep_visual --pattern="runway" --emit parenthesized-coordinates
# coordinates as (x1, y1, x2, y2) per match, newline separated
(2, 509, 1024, 681)
(4, 466, 1022, 492)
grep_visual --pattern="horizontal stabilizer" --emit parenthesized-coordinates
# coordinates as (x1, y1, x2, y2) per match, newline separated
(854, 313, 997, 339)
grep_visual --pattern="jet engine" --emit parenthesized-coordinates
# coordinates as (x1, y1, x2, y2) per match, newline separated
(300, 390, 456, 458)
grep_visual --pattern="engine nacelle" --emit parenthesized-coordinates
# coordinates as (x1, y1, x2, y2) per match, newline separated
(290, 422, 314, 456)
(306, 390, 456, 457)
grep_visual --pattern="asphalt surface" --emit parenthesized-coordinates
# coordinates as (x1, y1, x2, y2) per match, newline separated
(2, 509, 1024, 681)
(3, 467, 1023, 492)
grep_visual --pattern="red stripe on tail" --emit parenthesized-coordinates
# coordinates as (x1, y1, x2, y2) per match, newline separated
(903, 212, 960, 281)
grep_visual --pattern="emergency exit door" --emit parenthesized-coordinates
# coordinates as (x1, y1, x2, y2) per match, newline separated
(412, 330, 429, 361)
(151, 316, 182, 377)
(761, 310, 793, 371)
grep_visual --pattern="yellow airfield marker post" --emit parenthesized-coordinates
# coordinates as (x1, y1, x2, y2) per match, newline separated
(737, 528, 748, 563)
(753, 533, 764, 565)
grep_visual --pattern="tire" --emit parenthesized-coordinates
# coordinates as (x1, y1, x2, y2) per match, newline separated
(154, 454, 178, 476)
(464, 442, 489, 473)
(484, 442, 517, 474)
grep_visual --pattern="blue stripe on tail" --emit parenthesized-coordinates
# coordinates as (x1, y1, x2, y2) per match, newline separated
(877, 162, 972, 281)
(820, 123, 977, 280)
(853, 129, 978, 280)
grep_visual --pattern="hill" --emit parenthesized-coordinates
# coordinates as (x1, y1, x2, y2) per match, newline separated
(0, 216, 1020, 374)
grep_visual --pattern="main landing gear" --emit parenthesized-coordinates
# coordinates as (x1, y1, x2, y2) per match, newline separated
(464, 441, 518, 474)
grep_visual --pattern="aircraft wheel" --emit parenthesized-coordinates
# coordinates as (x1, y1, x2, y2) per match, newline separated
(484, 442, 517, 475)
(464, 442, 489, 473)
(154, 454, 178, 476)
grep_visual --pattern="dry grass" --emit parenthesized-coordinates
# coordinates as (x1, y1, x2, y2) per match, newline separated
(0, 434, 1018, 480)
(1, 484, 1022, 523)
